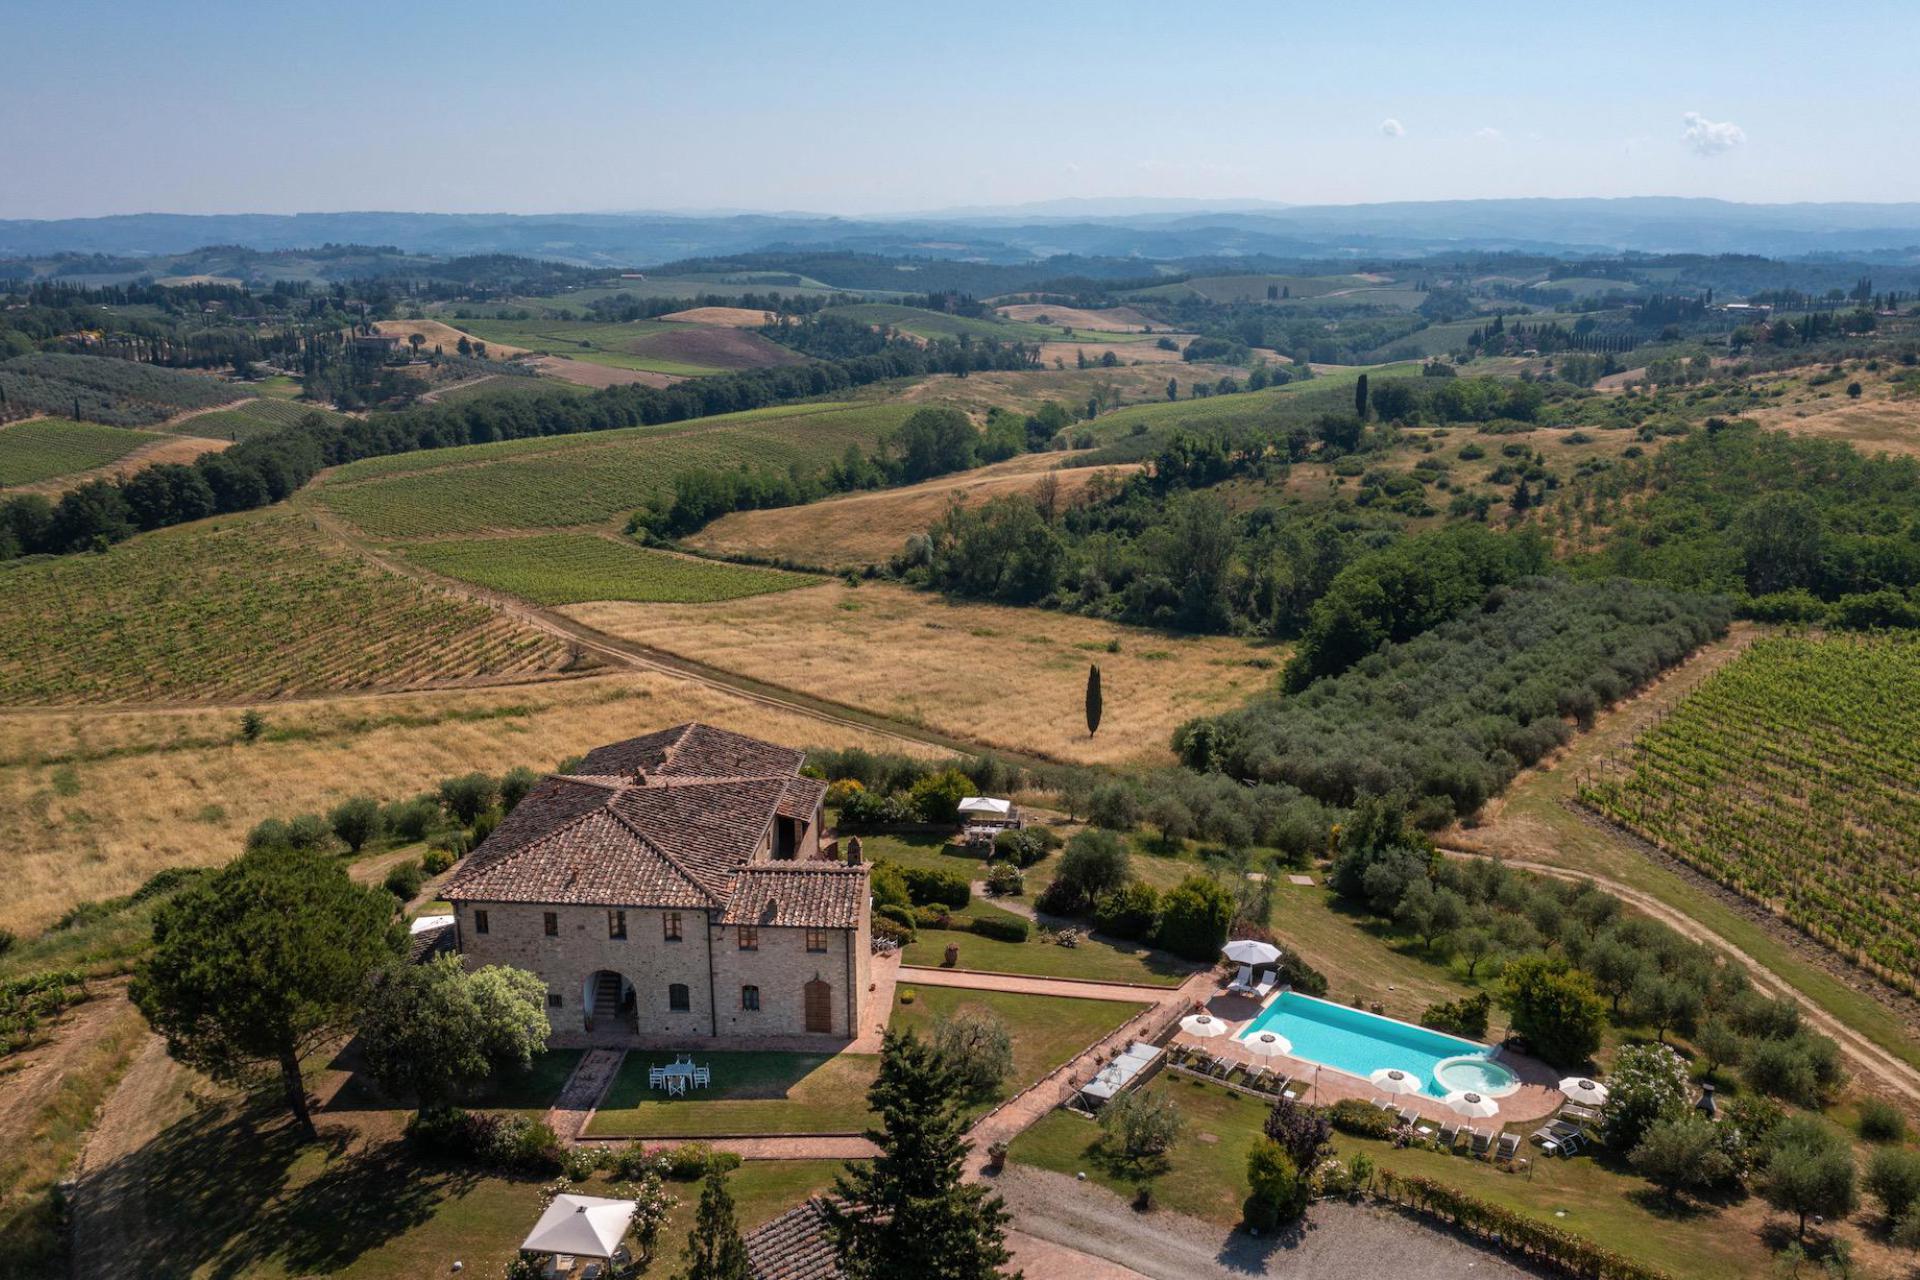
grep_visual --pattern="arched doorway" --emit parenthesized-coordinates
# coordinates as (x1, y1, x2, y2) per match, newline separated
(584, 970, 635, 1032)
(804, 978, 833, 1034)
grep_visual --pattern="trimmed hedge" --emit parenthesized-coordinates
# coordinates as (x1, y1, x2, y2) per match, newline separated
(902, 865, 971, 910)
(1328, 1097, 1395, 1139)
(970, 913, 1031, 943)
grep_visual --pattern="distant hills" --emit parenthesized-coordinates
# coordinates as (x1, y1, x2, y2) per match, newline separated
(5, 197, 1920, 267)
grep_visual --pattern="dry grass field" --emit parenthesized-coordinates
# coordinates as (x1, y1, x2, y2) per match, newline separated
(372, 318, 527, 357)
(1036, 340, 1186, 367)
(1749, 387, 1920, 458)
(685, 455, 1141, 569)
(0, 671, 934, 934)
(528, 356, 682, 388)
(993, 304, 1157, 331)
(889, 363, 1248, 418)
(657, 306, 777, 326)
(561, 582, 1281, 767)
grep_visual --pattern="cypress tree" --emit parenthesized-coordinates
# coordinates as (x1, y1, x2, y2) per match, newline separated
(1354, 373, 1370, 421)
(1085, 663, 1103, 738)
(677, 1169, 752, 1280)
(824, 1030, 1014, 1280)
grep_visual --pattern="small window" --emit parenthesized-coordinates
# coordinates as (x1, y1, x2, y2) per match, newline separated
(806, 927, 829, 953)
(668, 983, 691, 1012)
(737, 925, 759, 951)
(547, 991, 563, 1009)
(663, 912, 682, 942)
(608, 909, 627, 940)
(543, 911, 558, 937)
(742, 985, 761, 1011)
(473, 909, 489, 935)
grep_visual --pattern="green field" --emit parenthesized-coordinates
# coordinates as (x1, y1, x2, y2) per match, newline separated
(1076, 361, 1425, 456)
(402, 534, 818, 605)
(0, 417, 159, 486)
(1580, 634, 1920, 993)
(168, 397, 350, 442)
(315, 402, 914, 539)
(456, 317, 725, 375)
(1125, 273, 1379, 303)
(0, 511, 570, 704)
(821, 303, 1061, 344)
(901, 903, 1191, 986)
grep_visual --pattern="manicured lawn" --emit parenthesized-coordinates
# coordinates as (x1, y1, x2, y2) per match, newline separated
(1013, 1073, 1780, 1280)
(859, 831, 990, 878)
(902, 906, 1191, 987)
(587, 985, 1146, 1137)
(467, 1048, 584, 1117)
(585, 1050, 879, 1137)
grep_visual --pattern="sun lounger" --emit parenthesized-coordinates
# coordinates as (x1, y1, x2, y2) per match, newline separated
(1396, 1106, 1419, 1127)
(1561, 1104, 1600, 1123)
(1228, 964, 1256, 994)
(1470, 1127, 1493, 1155)
(1372, 1096, 1397, 1111)
(1496, 1132, 1520, 1162)
(1439, 1121, 1460, 1147)
(1250, 971, 1277, 998)
(1543, 1131, 1584, 1158)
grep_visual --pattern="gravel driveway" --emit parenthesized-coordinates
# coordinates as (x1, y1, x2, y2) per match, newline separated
(991, 1166, 1533, 1280)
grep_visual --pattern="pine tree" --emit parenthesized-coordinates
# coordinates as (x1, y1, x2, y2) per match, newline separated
(1085, 664, 1103, 738)
(677, 1169, 752, 1280)
(825, 1030, 1017, 1280)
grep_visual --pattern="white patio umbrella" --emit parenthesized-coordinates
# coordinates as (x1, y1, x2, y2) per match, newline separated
(1180, 1012, 1229, 1038)
(1243, 1030, 1293, 1058)
(1443, 1090, 1501, 1118)
(1560, 1077, 1610, 1107)
(1221, 939, 1283, 966)
(1370, 1067, 1424, 1096)
(521, 1194, 636, 1262)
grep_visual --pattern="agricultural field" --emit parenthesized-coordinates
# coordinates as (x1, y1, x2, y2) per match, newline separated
(455, 316, 800, 376)
(1580, 633, 1920, 993)
(402, 533, 817, 605)
(164, 396, 350, 442)
(820, 303, 1063, 345)
(0, 417, 161, 486)
(0, 510, 576, 707)
(685, 454, 1141, 570)
(0, 352, 248, 426)
(992, 303, 1157, 331)
(1124, 273, 1386, 304)
(561, 580, 1281, 766)
(313, 402, 915, 539)
(370, 318, 525, 357)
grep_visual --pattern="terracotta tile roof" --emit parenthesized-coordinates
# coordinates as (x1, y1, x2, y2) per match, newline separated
(442, 724, 856, 921)
(747, 1198, 841, 1280)
(577, 722, 806, 781)
(408, 922, 455, 963)
(722, 864, 868, 929)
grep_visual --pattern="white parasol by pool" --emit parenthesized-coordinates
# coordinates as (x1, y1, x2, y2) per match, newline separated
(1243, 1030, 1293, 1058)
(1370, 1067, 1424, 1096)
(1559, 1077, 1610, 1107)
(1180, 1013, 1230, 1038)
(1221, 939, 1283, 966)
(1443, 1089, 1501, 1118)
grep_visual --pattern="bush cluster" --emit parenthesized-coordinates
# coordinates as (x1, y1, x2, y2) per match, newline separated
(406, 1107, 564, 1175)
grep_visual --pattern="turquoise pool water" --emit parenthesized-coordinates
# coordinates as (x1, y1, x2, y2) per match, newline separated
(1239, 991, 1516, 1099)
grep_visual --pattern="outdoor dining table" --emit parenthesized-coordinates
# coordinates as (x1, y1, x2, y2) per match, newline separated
(657, 1062, 695, 1096)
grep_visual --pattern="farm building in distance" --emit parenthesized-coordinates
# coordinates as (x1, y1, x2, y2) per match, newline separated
(442, 723, 871, 1042)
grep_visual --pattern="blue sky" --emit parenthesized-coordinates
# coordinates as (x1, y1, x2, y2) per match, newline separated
(4, 0, 1916, 218)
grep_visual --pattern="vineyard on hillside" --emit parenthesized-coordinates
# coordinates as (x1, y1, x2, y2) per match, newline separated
(313, 402, 913, 538)
(0, 512, 576, 704)
(1579, 633, 1920, 992)
(0, 417, 158, 486)
(403, 533, 817, 605)
(0, 352, 247, 426)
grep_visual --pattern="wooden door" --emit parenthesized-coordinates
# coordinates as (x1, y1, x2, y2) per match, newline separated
(804, 978, 832, 1034)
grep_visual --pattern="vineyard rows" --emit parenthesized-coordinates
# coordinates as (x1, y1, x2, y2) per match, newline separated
(315, 402, 911, 539)
(165, 396, 350, 442)
(402, 533, 817, 605)
(0, 417, 159, 486)
(1579, 634, 1920, 992)
(0, 512, 575, 705)
(0, 352, 247, 426)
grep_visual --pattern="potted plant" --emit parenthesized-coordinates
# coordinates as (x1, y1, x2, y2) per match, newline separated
(986, 1141, 1008, 1171)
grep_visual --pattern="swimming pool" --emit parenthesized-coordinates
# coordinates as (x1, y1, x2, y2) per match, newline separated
(1238, 991, 1518, 1099)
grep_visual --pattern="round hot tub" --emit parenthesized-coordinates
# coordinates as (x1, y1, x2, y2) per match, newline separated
(1433, 1055, 1521, 1098)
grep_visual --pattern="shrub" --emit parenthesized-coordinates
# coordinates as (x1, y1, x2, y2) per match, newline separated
(1420, 992, 1490, 1039)
(1630, 1114, 1735, 1205)
(1866, 1146, 1920, 1221)
(1600, 1043, 1693, 1152)
(908, 769, 970, 824)
(1087, 780, 1143, 831)
(1091, 881, 1161, 940)
(901, 865, 971, 910)
(1857, 1098, 1906, 1144)
(1329, 1097, 1394, 1139)
(384, 860, 425, 901)
(970, 913, 1030, 943)
(871, 916, 914, 947)
(1047, 829, 1131, 913)
(405, 1108, 562, 1175)
(660, 1141, 739, 1180)
(1744, 1033, 1846, 1107)
(1499, 953, 1606, 1069)
(329, 796, 384, 854)
(1268, 949, 1329, 998)
(498, 766, 540, 814)
(1245, 1140, 1309, 1227)
(286, 812, 334, 852)
(876, 904, 917, 932)
(439, 772, 500, 824)
(839, 787, 913, 826)
(984, 863, 1024, 897)
(470, 807, 501, 845)
(382, 796, 440, 842)
(869, 862, 911, 910)
(992, 828, 1048, 868)
(422, 846, 455, 876)
(1154, 874, 1235, 961)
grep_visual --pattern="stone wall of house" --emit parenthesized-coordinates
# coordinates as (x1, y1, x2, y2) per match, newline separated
(454, 899, 868, 1040)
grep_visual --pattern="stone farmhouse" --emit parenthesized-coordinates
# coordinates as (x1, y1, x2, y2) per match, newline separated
(442, 723, 871, 1042)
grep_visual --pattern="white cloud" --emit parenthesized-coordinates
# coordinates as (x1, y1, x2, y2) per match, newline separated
(1474, 127, 1505, 142)
(1379, 118, 1406, 138)
(1681, 112, 1746, 156)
